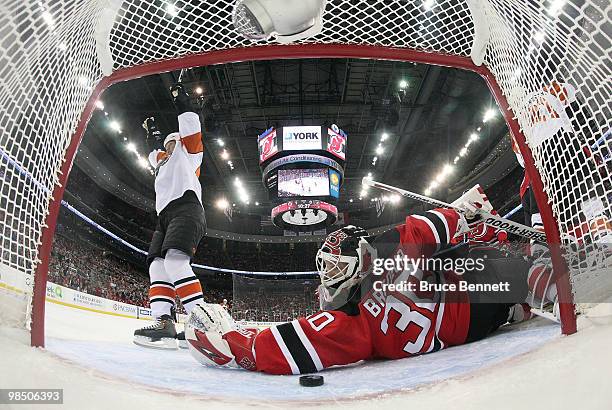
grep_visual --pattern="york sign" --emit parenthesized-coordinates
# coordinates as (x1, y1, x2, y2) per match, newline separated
(282, 126, 322, 150)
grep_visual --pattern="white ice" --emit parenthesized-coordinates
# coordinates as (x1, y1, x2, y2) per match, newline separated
(1, 301, 612, 409)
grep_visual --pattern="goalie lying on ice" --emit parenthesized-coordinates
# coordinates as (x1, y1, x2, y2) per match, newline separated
(186, 200, 553, 375)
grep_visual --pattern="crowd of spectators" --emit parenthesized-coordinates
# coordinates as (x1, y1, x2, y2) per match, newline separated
(47, 232, 321, 321)
(194, 239, 319, 272)
(49, 234, 151, 306)
(231, 276, 319, 322)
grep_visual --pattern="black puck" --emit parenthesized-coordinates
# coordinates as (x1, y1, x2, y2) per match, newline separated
(299, 375, 324, 387)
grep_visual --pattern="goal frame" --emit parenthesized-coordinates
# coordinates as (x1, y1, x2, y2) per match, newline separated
(30, 43, 577, 347)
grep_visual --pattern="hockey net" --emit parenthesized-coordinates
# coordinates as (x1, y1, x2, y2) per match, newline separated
(0, 0, 609, 345)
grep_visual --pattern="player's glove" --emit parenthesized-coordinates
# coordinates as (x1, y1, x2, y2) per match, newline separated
(142, 117, 162, 142)
(169, 82, 193, 114)
(170, 82, 187, 99)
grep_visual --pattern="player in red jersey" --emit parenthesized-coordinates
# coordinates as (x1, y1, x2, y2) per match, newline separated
(185, 191, 539, 374)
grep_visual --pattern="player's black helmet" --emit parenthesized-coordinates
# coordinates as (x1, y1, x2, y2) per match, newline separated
(316, 225, 370, 303)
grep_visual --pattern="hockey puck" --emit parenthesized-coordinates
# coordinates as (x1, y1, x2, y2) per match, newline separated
(299, 375, 324, 387)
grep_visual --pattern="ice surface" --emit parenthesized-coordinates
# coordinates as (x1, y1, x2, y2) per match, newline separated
(2, 299, 612, 409)
(44, 302, 559, 401)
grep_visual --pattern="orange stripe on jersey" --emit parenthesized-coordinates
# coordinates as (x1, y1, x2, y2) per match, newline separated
(181, 132, 203, 154)
(195, 166, 200, 177)
(149, 286, 176, 299)
(176, 281, 203, 300)
(156, 151, 168, 162)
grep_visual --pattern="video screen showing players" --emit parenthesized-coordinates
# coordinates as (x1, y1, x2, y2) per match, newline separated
(277, 169, 330, 197)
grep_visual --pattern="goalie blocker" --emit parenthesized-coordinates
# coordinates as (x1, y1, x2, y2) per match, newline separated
(186, 199, 546, 374)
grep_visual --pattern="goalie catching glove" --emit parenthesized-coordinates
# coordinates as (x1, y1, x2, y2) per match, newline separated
(185, 303, 259, 370)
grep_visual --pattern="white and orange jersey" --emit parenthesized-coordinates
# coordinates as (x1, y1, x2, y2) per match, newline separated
(149, 111, 203, 214)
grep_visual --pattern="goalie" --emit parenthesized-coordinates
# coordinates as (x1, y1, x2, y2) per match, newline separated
(185, 189, 549, 374)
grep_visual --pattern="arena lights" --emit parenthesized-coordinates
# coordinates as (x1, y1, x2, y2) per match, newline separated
(138, 157, 149, 168)
(126, 142, 137, 153)
(469, 133, 478, 142)
(482, 109, 496, 123)
(221, 149, 229, 160)
(349, 198, 353, 203)
(376, 145, 384, 155)
(234, 177, 249, 203)
(95, 100, 104, 110)
(227, 160, 234, 170)
(78, 76, 89, 88)
(424, 188, 432, 196)
(372, 156, 378, 165)
(399, 80, 408, 89)
(533, 30, 546, 45)
(255, 201, 259, 206)
(217, 139, 225, 146)
(195, 87, 203, 95)
(548, 0, 565, 16)
(42, 11, 54, 27)
(423, 0, 435, 11)
(459, 147, 468, 157)
(216, 198, 229, 210)
(166, 3, 178, 17)
(381, 132, 389, 142)
(110, 120, 121, 133)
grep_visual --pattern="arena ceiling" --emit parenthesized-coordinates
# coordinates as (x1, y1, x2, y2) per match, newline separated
(75, 57, 514, 216)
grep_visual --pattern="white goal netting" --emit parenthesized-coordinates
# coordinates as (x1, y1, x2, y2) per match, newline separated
(0, 1, 609, 338)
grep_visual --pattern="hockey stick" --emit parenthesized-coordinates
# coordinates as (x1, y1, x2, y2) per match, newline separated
(362, 178, 548, 243)
(177, 68, 187, 83)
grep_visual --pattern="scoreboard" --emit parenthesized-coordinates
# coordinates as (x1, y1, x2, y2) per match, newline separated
(258, 124, 348, 231)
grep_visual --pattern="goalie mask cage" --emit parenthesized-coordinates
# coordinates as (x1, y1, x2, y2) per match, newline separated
(0, 0, 609, 347)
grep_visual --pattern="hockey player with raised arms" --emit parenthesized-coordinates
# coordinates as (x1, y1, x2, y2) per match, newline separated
(133, 83, 207, 349)
(185, 189, 547, 373)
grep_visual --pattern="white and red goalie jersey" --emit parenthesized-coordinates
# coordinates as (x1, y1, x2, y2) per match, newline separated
(224, 209, 472, 375)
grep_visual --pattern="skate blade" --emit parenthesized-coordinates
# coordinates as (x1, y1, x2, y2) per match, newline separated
(133, 336, 178, 350)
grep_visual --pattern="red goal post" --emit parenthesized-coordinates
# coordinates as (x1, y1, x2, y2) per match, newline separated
(0, 0, 608, 347)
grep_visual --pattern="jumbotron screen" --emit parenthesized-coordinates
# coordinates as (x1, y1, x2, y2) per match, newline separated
(277, 169, 330, 197)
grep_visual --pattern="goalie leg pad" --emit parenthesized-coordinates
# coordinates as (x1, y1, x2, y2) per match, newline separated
(185, 304, 239, 368)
